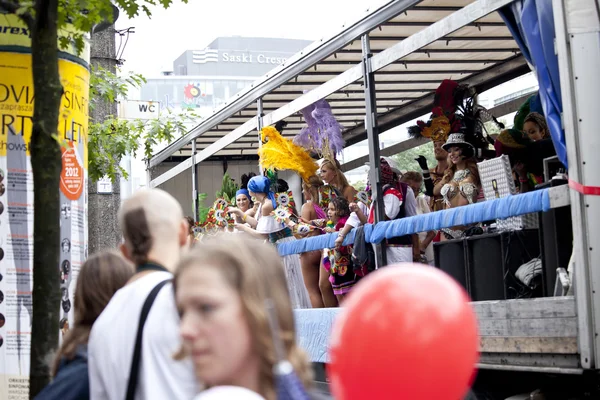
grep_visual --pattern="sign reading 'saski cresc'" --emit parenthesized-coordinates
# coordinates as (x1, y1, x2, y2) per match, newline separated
(193, 51, 289, 65)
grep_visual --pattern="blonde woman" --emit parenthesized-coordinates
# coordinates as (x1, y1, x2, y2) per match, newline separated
(175, 234, 327, 400)
(319, 158, 356, 202)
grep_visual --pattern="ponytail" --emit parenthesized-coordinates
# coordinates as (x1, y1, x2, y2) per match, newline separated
(123, 208, 153, 265)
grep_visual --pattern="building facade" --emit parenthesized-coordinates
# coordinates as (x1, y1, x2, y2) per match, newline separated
(123, 36, 311, 198)
(138, 37, 311, 116)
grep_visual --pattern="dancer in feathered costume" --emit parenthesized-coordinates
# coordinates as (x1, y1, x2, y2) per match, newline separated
(409, 80, 501, 210)
(408, 80, 464, 212)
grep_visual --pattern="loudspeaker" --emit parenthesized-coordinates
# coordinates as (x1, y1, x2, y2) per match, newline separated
(434, 238, 468, 292)
(434, 230, 542, 301)
(537, 179, 573, 296)
(466, 235, 505, 301)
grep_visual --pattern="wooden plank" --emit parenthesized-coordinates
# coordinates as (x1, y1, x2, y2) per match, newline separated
(480, 336, 578, 354)
(478, 317, 577, 337)
(479, 353, 581, 370)
(472, 296, 576, 320)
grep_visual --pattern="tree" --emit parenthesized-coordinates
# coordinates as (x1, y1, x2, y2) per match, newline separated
(0, 1, 187, 396)
(390, 142, 436, 173)
(88, 66, 198, 182)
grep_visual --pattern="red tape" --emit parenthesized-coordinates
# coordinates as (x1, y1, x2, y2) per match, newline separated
(569, 179, 600, 195)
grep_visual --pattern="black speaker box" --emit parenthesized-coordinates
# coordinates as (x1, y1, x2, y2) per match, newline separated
(536, 179, 573, 296)
(434, 237, 468, 292)
(466, 235, 504, 301)
(434, 230, 542, 301)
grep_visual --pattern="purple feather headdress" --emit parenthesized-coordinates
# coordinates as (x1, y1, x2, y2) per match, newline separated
(294, 99, 344, 161)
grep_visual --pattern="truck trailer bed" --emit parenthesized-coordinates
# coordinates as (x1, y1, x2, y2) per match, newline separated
(295, 296, 581, 374)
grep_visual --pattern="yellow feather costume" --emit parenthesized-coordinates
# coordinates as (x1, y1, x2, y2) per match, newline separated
(258, 126, 318, 182)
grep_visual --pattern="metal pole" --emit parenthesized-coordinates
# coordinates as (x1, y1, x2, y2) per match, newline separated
(145, 159, 151, 188)
(257, 98, 264, 174)
(361, 34, 387, 268)
(191, 139, 198, 222)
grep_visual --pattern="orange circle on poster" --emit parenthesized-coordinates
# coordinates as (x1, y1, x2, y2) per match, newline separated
(60, 146, 84, 200)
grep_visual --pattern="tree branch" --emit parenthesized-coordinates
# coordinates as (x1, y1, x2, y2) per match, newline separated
(0, 0, 34, 28)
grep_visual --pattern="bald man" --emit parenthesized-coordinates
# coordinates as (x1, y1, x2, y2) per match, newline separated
(88, 189, 199, 400)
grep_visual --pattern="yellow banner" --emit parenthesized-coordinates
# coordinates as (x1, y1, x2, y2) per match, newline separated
(0, 52, 89, 166)
(0, 13, 90, 61)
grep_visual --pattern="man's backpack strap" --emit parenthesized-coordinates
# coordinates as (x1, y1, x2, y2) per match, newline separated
(125, 279, 171, 400)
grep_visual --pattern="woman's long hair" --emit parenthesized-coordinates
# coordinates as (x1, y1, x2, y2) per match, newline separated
(303, 175, 324, 204)
(51, 251, 134, 376)
(174, 235, 312, 400)
(321, 158, 351, 192)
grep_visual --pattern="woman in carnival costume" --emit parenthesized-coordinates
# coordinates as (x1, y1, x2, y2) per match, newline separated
(434, 83, 500, 239)
(494, 127, 557, 193)
(299, 175, 328, 308)
(295, 98, 363, 306)
(233, 188, 253, 225)
(409, 80, 465, 213)
(230, 175, 311, 309)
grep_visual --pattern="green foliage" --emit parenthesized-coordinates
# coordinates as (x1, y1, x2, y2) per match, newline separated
(352, 180, 366, 191)
(87, 66, 200, 182)
(0, 2, 196, 184)
(89, 67, 145, 109)
(7, 0, 187, 55)
(390, 142, 436, 173)
(215, 173, 239, 203)
(197, 192, 210, 224)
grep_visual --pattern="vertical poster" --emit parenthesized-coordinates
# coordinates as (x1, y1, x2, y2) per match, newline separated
(0, 14, 89, 399)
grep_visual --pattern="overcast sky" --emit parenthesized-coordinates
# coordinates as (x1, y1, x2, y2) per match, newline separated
(116, 0, 372, 76)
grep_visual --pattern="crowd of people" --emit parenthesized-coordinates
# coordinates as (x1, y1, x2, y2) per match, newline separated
(36, 189, 329, 400)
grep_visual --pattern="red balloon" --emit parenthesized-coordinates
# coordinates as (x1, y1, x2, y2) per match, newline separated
(328, 263, 479, 400)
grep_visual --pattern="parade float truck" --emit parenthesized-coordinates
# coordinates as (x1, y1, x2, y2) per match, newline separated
(146, 0, 600, 398)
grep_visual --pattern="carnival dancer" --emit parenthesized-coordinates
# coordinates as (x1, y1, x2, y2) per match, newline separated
(494, 127, 558, 193)
(295, 98, 354, 307)
(323, 197, 357, 303)
(434, 131, 482, 240)
(299, 175, 327, 308)
(319, 158, 357, 202)
(231, 176, 311, 309)
(410, 79, 499, 209)
(409, 80, 462, 213)
(523, 112, 550, 142)
(233, 188, 253, 225)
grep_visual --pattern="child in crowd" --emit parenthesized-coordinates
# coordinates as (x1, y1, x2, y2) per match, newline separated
(324, 197, 358, 303)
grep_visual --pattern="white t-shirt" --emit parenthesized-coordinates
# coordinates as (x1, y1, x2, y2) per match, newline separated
(88, 271, 199, 400)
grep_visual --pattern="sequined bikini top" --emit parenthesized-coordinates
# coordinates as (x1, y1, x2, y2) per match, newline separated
(441, 169, 478, 206)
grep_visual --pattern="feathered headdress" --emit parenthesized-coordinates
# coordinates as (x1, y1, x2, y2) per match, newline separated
(407, 80, 465, 142)
(454, 90, 504, 154)
(294, 99, 345, 163)
(259, 125, 318, 182)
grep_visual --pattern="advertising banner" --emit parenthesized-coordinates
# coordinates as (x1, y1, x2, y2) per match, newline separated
(0, 14, 89, 399)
